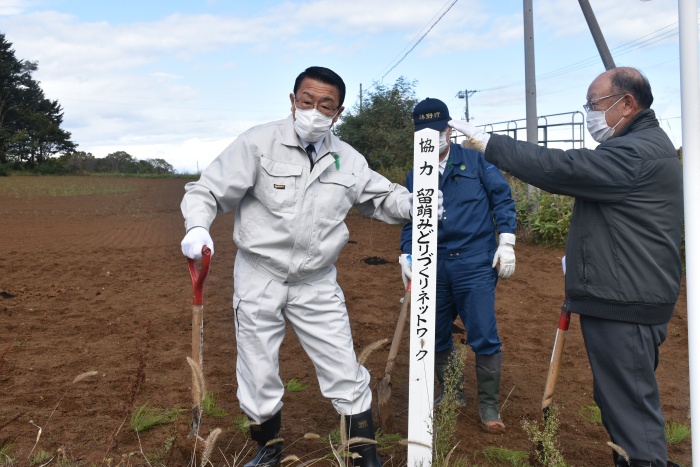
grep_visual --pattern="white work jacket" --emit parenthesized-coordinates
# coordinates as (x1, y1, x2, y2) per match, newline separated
(181, 115, 412, 283)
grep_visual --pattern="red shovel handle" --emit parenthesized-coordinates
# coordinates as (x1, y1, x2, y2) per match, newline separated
(187, 246, 211, 305)
(557, 310, 571, 331)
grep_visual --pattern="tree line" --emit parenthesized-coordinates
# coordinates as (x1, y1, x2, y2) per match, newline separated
(0, 26, 417, 177)
(0, 32, 174, 176)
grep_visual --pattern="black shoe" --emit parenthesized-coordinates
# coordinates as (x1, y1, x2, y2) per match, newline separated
(245, 411, 283, 467)
(244, 442, 282, 467)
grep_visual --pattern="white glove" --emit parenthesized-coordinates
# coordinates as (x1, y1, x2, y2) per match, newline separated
(181, 226, 214, 260)
(561, 256, 566, 275)
(492, 233, 515, 279)
(448, 119, 491, 152)
(399, 254, 412, 289)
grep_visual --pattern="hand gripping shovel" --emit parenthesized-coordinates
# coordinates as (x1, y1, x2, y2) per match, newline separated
(377, 281, 411, 431)
(187, 246, 211, 438)
(541, 310, 571, 419)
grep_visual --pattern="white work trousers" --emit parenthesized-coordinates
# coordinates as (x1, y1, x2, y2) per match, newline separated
(233, 252, 372, 423)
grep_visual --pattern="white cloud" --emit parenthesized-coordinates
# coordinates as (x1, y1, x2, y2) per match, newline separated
(0, 0, 29, 15)
(0, 0, 690, 172)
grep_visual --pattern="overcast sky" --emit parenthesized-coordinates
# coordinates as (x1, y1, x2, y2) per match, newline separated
(0, 0, 691, 173)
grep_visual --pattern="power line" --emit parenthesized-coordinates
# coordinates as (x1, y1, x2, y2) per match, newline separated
(379, 0, 459, 82)
(360, 0, 459, 98)
(477, 20, 685, 93)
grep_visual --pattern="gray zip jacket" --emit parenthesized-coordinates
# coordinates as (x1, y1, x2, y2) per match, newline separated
(484, 109, 683, 324)
(181, 114, 412, 283)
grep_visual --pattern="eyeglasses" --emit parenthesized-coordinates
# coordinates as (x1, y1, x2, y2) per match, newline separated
(583, 93, 625, 112)
(294, 97, 339, 118)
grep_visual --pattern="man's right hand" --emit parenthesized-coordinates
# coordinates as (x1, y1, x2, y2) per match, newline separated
(399, 253, 412, 289)
(448, 119, 491, 152)
(181, 227, 214, 259)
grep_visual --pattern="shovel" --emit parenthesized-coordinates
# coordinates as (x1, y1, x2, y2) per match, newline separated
(541, 309, 571, 419)
(377, 281, 411, 431)
(187, 246, 211, 438)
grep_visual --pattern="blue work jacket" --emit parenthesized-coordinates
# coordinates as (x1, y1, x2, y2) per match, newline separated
(400, 142, 516, 258)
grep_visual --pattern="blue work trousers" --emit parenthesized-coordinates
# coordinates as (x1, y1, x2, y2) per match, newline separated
(435, 249, 501, 355)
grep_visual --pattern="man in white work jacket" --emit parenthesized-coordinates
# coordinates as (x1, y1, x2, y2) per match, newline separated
(180, 66, 415, 467)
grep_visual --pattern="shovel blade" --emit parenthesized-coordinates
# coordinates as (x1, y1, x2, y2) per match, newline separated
(188, 405, 202, 438)
(377, 377, 392, 430)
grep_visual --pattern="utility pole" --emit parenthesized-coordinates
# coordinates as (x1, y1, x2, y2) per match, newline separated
(456, 90, 477, 121)
(578, 0, 616, 70)
(523, 0, 538, 201)
(359, 83, 363, 114)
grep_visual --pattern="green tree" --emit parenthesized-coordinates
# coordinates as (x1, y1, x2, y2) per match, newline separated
(59, 150, 97, 173)
(98, 151, 138, 173)
(334, 76, 418, 170)
(145, 158, 175, 174)
(0, 32, 75, 167)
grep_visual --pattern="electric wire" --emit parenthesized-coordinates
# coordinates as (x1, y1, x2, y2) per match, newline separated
(476, 19, 690, 93)
(363, 0, 459, 95)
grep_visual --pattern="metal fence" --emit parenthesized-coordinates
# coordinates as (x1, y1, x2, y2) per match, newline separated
(452, 111, 586, 150)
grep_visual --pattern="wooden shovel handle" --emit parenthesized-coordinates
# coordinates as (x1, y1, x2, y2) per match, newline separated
(384, 282, 411, 376)
(542, 310, 571, 412)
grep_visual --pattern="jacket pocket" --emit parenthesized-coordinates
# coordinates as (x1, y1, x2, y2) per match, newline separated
(451, 169, 483, 203)
(579, 237, 588, 286)
(317, 170, 356, 220)
(259, 157, 302, 213)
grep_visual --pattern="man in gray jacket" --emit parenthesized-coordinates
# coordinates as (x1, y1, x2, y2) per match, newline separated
(451, 67, 683, 467)
(181, 66, 414, 467)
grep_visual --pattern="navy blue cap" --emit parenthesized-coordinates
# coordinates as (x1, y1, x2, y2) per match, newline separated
(413, 98, 451, 131)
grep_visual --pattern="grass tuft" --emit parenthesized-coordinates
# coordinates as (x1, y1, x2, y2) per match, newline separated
(29, 450, 52, 466)
(481, 446, 529, 466)
(129, 405, 186, 433)
(665, 421, 691, 445)
(0, 441, 13, 463)
(202, 393, 228, 418)
(578, 403, 602, 425)
(284, 378, 310, 392)
(232, 413, 251, 436)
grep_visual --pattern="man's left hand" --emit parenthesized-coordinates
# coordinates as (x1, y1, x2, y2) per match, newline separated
(492, 233, 516, 279)
(437, 189, 444, 217)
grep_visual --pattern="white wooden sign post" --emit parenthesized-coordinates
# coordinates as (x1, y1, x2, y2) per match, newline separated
(407, 128, 439, 465)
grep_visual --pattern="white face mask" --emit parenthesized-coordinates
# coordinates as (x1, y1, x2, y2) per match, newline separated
(439, 131, 449, 154)
(586, 95, 625, 143)
(294, 105, 336, 143)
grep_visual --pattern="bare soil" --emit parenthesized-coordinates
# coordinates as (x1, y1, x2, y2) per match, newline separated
(0, 176, 690, 466)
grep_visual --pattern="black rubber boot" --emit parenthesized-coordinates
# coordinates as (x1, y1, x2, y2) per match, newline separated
(344, 408, 382, 467)
(475, 352, 504, 433)
(434, 347, 466, 406)
(245, 410, 282, 467)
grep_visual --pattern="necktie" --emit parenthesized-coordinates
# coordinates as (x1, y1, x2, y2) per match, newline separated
(305, 144, 314, 170)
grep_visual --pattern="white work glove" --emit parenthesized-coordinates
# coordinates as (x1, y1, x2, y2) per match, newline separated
(181, 226, 214, 260)
(399, 253, 412, 289)
(448, 119, 491, 152)
(561, 256, 566, 275)
(492, 233, 516, 279)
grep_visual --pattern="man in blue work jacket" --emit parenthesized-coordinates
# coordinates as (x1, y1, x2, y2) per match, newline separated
(400, 98, 517, 433)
